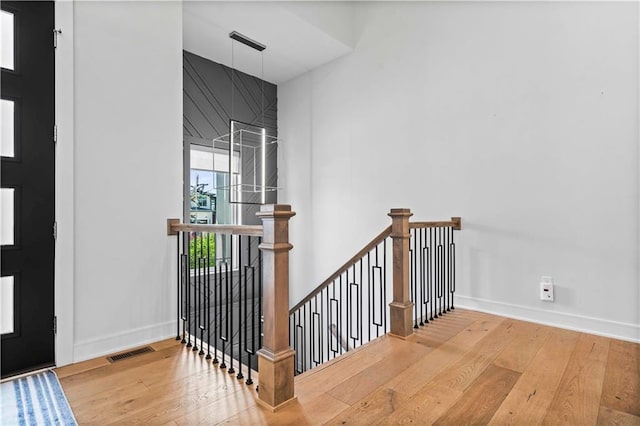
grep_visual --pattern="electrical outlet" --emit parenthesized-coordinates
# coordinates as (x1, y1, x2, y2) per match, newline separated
(540, 276, 554, 301)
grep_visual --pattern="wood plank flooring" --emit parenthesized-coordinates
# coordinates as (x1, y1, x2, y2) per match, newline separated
(57, 309, 640, 425)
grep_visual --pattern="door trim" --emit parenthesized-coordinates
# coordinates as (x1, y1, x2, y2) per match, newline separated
(53, 0, 74, 367)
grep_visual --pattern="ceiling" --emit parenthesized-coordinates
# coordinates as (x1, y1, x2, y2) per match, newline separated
(183, 2, 356, 84)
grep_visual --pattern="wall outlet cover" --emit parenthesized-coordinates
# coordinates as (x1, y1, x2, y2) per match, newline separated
(540, 282, 554, 302)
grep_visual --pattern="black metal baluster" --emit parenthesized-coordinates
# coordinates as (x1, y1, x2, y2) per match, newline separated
(181, 256, 188, 343)
(293, 311, 299, 374)
(358, 258, 363, 348)
(235, 237, 243, 378)
(331, 280, 339, 357)
(369, 244, 382, 338)
(419, 228, 425, 326)
(206, 233, 212, 360)
(213, 261, 220, 365)
(197, 258, 204, 354)
(443, 226, 448, 316)
(445, 226, 450, 312)
(176, 231, 181, 340)
(308, 300, 313, 370)
(416, 229, 419, 328)
(258, 235, 263, 350)
(193, 232, 200, 352)
(416, 229, 420, 325)
(357, 263, 362, 348)
(434, 228, 440, 319)
(371, 249, 383, 339)
(186, 232, 193, 348)
(298, 309, 303, 374)
(228, 236, 236, 374)
(383, 239, 387, 333)
(450, 227, 456, 310)
(337, 279, 343, 355)
(368, 251, 372, 341)
(428, 228, 435, 321)
(193, 233, 199, 352)
(181, 232, 187, 344)
(304, 303, 308, 372)
(330, 285, 337, 362)
(320, 288, 324, 365)
(439, 227, 445, 316)
(220, 253, 228, 370)
(349, 264, 360, 349)
(200, 255, 206, 355)
(324, 286, 330, 364)
(194, 233, 201, 353)
(242, 236, 251, 382)
(347, 267, 353, 349)
(423, 229, 429, 324)
(435, 228, 440, 317)
(312, 296, 318, 367)
(310, 299, 314, 368)
(194, 232, 199, 349)
(246, 236, 255, 385)
(257, 236, 262, 390)
(439, 227, 447, 315)
(199, 234, 205, 350)
(299, 304, 304, 373)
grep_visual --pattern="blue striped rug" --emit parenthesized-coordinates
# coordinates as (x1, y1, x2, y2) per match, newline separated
(0, 370, 77, 425)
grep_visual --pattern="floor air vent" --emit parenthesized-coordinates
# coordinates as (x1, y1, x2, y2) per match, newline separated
(106, 346, 155, 363)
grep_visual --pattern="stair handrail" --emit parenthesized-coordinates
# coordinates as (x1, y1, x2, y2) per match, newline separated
(288, 225, 392, 314)
(166, 219, 263, 236)
(410, 217, 461, 230)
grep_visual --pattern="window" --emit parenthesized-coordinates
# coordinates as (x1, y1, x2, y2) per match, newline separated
(1, 99, 15, 157)
(1, 275, 14, 334)
(1, 187, 15, 246)
(0, 10, 15, 70)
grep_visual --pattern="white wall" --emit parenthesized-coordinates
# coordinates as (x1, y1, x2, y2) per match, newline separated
(279, 2, 640, 341)
(71, 1, 183, 361)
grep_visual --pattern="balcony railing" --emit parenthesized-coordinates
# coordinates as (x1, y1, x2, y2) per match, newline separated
(168, 206, 461, 410)
(167, 205, 295, 409)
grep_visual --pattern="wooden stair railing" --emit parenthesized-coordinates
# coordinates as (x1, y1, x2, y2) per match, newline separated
(168, 206, 460, 409)
(288, 208, 461, 375)
(167, 204, 296, 411)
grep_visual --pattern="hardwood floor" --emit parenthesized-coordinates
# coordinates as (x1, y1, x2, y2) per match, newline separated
(56, 309, 640, 425)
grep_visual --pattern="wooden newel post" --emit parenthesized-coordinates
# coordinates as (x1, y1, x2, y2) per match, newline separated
(256, 204, 296, 410)
(388, 208, 414, 338)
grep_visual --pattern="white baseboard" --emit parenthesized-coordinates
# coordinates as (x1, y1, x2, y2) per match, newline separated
(72, 320, 175, 363)
(455, 295, 640, 343)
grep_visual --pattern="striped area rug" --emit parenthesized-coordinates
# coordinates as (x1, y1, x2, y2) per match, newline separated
(0, 370, 77, 425)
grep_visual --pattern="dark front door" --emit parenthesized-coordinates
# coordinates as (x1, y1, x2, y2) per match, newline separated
(1, 1, 55, 377)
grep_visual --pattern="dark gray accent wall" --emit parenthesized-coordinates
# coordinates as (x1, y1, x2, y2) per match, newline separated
(183, 50, 278, 225)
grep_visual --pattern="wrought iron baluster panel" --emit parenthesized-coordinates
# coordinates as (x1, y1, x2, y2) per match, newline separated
(288, 237, 391, 375)
(407, 225, 457, 325)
